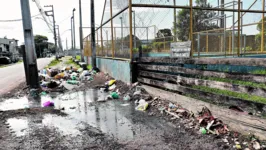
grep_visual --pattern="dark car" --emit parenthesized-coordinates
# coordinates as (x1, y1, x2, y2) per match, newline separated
(0, 57, 11, 64)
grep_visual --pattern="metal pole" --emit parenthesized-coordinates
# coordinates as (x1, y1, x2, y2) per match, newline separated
(66, 38, 68, 50)
(237, 0, 241, 56)
(20, 0, 39, 88)
(73, 8, 76, 49)
(133, 11, 137, 49)
(120, 17, 124, 53)
(221, 0, 225, 28)
(232, 2, 235, 55)
(206, 31, 209, 53)
(110, 0, 115, 58)
(71, 17, 73, 49)
(101, 27, 104, 55)
(197, 33, 200, 58)
(173, 0, 177, 42)
(91, 0, 96, 68)
(129, 0, 133, 60)
(189, 0, 193, 57)
(261, 0, 265, 52)
(224, 14, 226, 57)
(147, 27, 149, 43)
(240, 2, 243, 55)
(79, 0, 85, 62)
(52, 6, 57, 54)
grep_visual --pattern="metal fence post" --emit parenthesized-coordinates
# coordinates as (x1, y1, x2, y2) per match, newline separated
(189, 0, 193, 57)
(261, 0, 265, 52)
(20, 0, 39, 88)
(129, 0, 133, 60)
(110, 0, 115, 58)
(237, 0, 241, 56)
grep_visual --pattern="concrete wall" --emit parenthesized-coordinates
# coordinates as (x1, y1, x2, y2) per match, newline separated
(96, 57, 131, 83)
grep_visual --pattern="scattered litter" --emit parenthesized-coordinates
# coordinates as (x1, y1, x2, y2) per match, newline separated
(67, 80, 79, 85)
(108, 84, 116, 91)
(235, 144, 242, 149)
(253, 141, 261, 150)
(107, 80, 116, 86)
(43, 101, 54, 107)
(135, 99, 149, 111)
(111, 92, 119, 99)
(123, 95, 131, 101)
(40, 92, 47, 96)
(133, 91, 141, 96)
(200, 127, 207, 134)
(121, 104, 130, 107)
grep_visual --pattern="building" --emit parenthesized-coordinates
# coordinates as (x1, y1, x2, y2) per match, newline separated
(0, 37, 20, 62)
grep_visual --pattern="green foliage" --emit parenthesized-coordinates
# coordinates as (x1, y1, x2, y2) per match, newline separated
(243, 46, 253, 51)
(142, 45, 152, 52)
(76, 55, 81, 61)
(34, 35, 49, 58)
(192, 85, 266, 104)
(202, 77, 266, 90)
(175, 0, 219, 41)
(64, 59, 81, 68)
(87, 65, 92, 70)
(45, 59, 60, 68)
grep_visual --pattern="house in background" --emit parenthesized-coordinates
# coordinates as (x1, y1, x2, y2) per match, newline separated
(0, 37, 20, 63)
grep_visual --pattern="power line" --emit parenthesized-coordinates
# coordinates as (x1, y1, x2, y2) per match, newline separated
(32, 0, 54, 33)
(0, 14, 41, 22)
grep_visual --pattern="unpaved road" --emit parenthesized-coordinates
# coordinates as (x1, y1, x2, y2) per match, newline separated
(0, 58, 54, 95)
(0, 90, 235, 150)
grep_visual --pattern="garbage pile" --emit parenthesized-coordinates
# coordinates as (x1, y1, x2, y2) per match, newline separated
(39, 66, 98, 92)
(197, 107, 229, 135)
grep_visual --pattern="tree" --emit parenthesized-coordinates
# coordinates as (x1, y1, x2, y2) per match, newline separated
(255, 16, 266, 51)
(156, 29, 173, 42)
(175, 0, 219, 41)
(34, 35, 48, 58)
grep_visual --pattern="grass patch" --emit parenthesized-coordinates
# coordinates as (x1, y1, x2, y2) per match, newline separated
(45, 59, 60, 68)
(202, 77, 266, 90)
(87, 65, 92, 70)
(192, 85, 266, 104)
(250, 69, 266, 75)
(64, 59, 81, 68)
(76, 55, 81, 61)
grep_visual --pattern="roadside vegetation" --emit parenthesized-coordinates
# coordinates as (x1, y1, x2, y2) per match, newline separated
(192, 85, 266, 104)
(45, 59, 61, 68)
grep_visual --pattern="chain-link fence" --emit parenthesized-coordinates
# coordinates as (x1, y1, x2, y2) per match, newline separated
(84, 0, 266, 59)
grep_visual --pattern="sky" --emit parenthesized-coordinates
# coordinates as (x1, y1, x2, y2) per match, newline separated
(0, 0, 104, 49)
(0, 0, 263, 50)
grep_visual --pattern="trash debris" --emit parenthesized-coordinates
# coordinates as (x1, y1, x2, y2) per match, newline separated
(40, 91, 47, 96)
(229, 106, 244, 112)
(123, 95, 131, 101)
(235, 144, 242, 149)
(108, 84, 116, 91)
(135, 99, 149, 111)
(67, 80, 79, 85)
(107, 80, 116, 86)
(253, 141, 261, 150)
(121, 104, 130, 107)
(110, 92, 119, 99)
(200, 127, 207, 134)
(43, 101, 54, 107)
(133, 90, 141, 96)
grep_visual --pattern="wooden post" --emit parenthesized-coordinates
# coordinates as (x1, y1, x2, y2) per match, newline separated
(110, 0, 115, 58)
(101, 27, 104, 56)
(229, 35, 232, 53)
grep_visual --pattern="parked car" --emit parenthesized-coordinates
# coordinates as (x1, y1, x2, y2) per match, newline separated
(0, 57, 11, 64)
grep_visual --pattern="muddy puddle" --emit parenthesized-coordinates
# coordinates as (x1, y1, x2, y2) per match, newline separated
(0, 90, 148, 141)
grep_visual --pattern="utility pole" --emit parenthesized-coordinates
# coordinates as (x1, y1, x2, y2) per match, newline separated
(44, 5, 57, 54)
(132, 11, 136, 49)
(72, 8, 76, 49)
(20, 0, 39, 88)
(91, 0, 96, 68)
(79, 0, 85, 62)
(66, 38, 68, 50)
(56, 25, 62, 51)
(71, 17, 74, 49)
